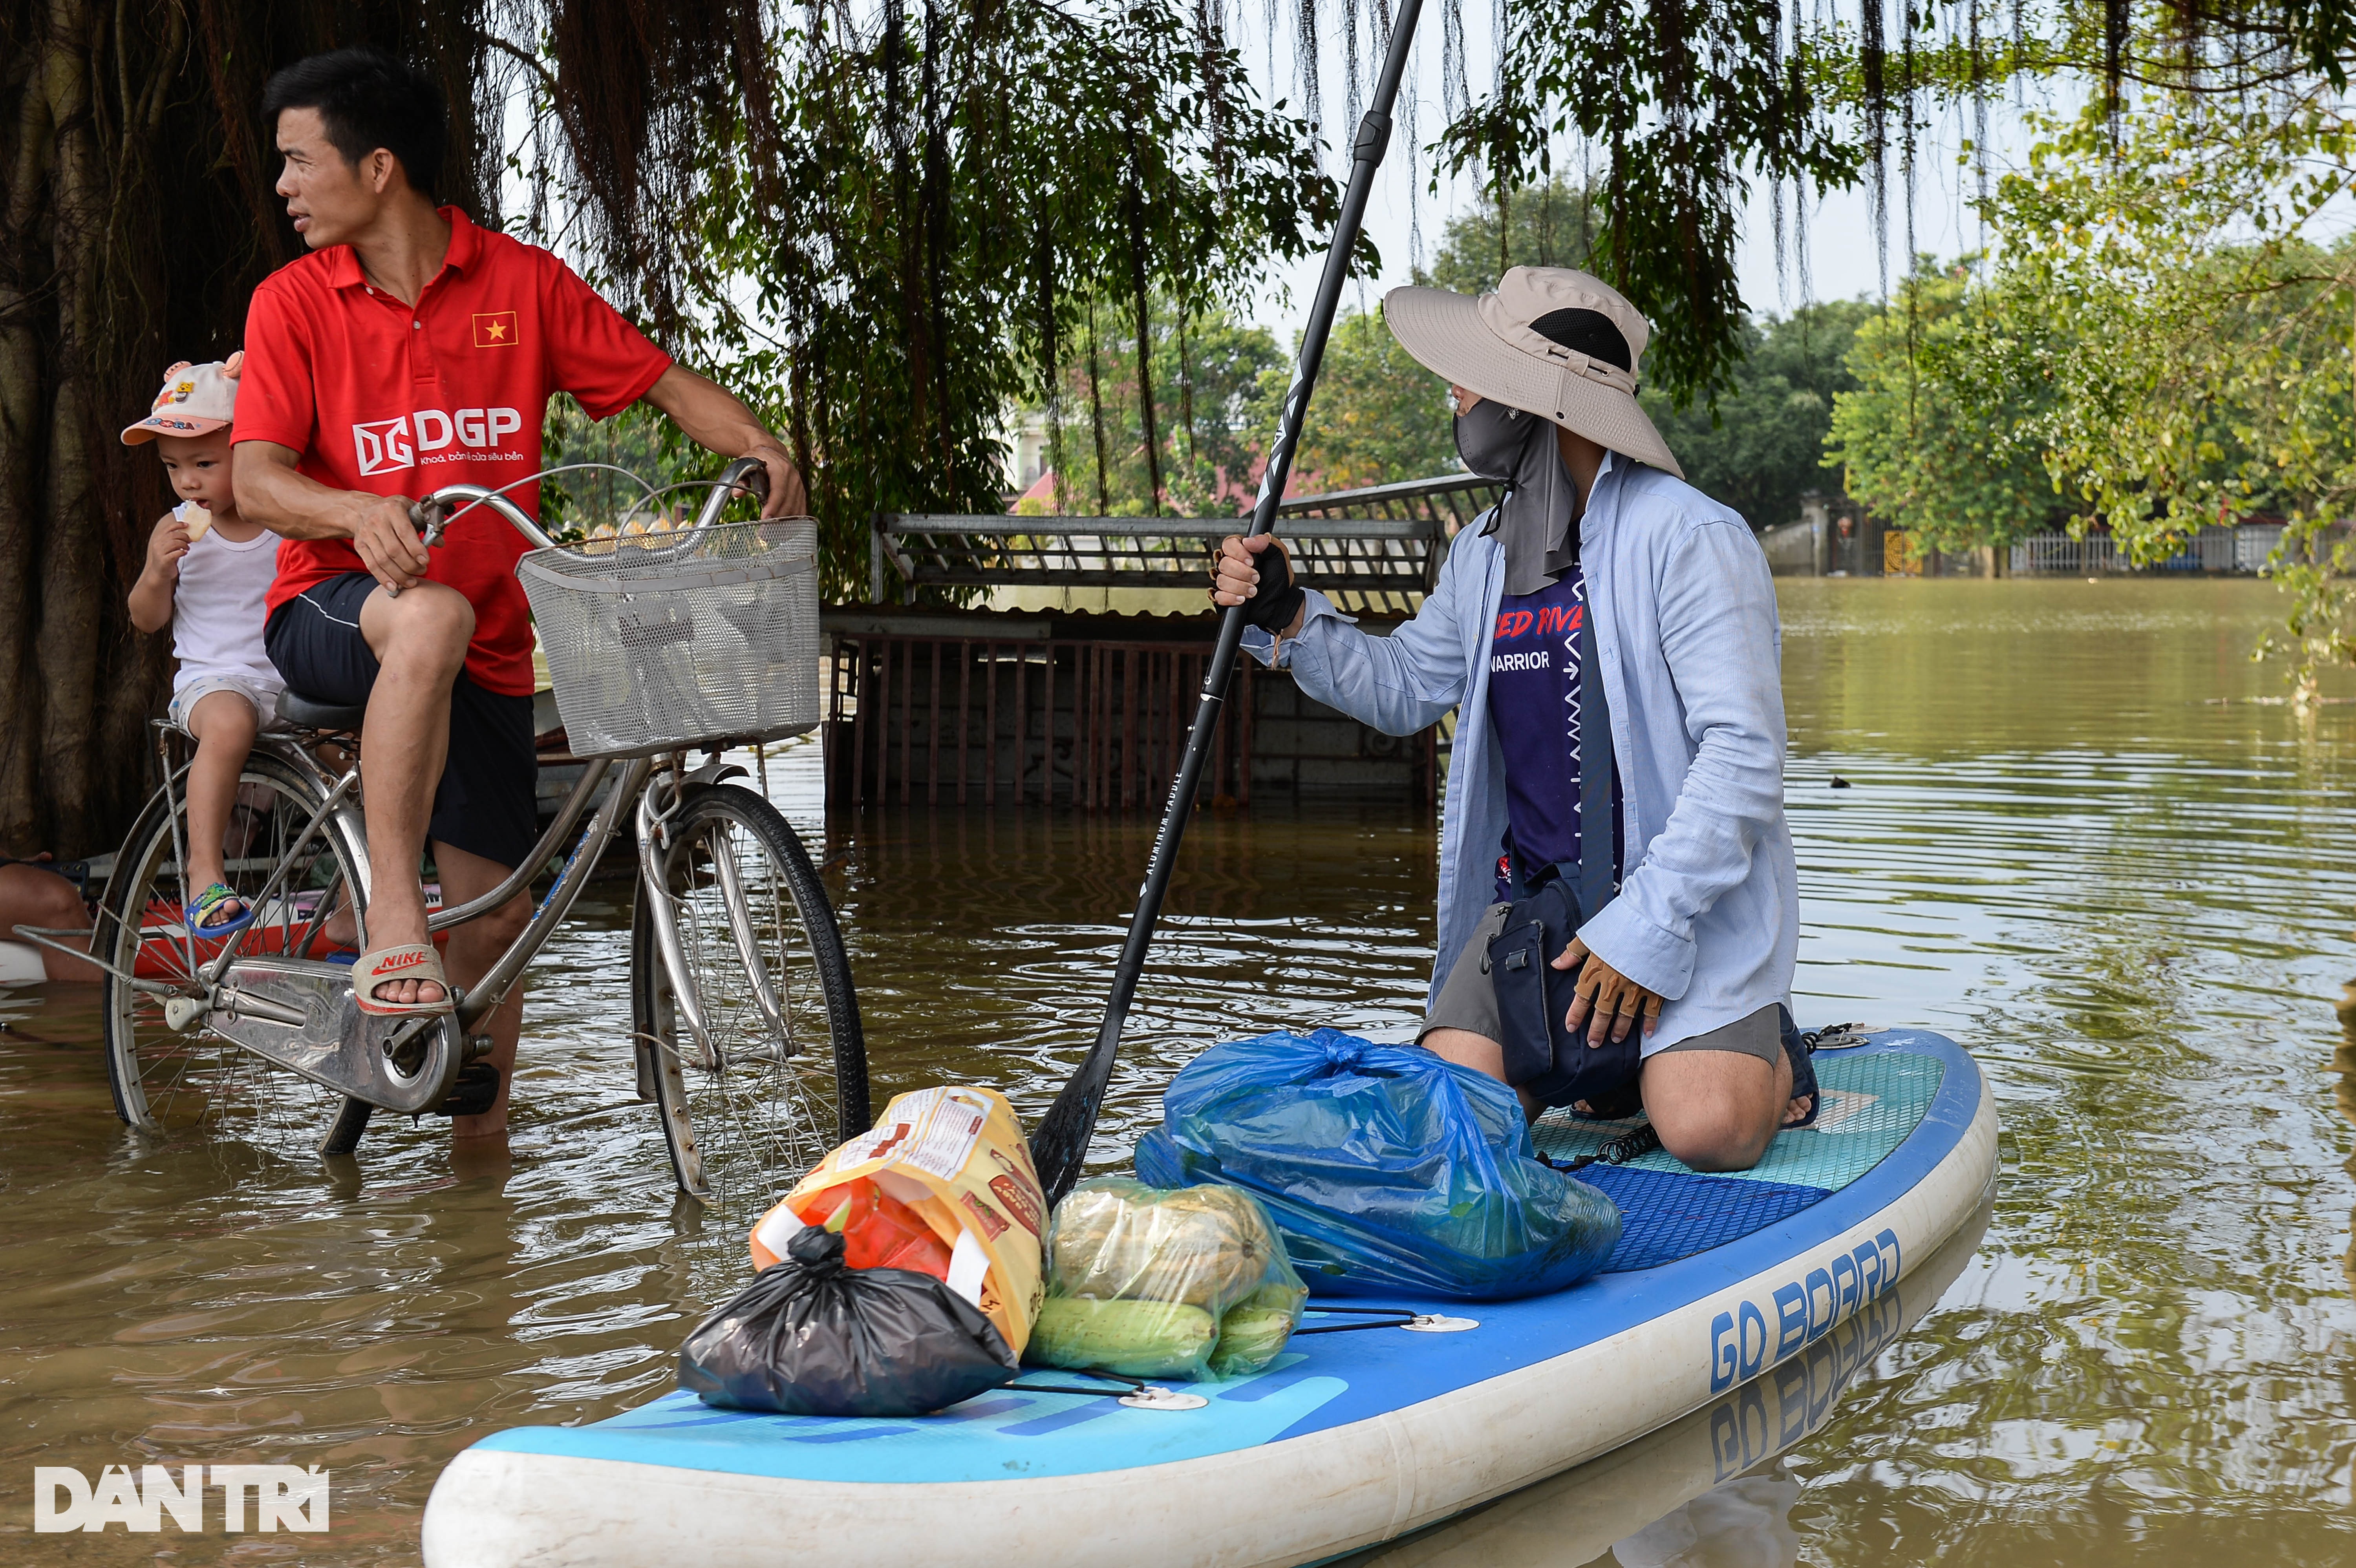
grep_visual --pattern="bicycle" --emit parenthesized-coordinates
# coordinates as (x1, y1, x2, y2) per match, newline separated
(32, 459, 867, 1208)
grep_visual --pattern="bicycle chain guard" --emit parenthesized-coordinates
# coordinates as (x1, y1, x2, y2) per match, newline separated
(203, 956, 466, 1115)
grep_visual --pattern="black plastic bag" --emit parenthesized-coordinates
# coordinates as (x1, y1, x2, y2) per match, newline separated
(678, 1225, 1019, 1417)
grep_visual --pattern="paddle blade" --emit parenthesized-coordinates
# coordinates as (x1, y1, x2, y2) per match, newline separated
(1031, 1030, 1118, 1206)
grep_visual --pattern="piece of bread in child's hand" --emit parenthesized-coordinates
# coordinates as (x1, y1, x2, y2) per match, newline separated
(183, 507, 212, 542)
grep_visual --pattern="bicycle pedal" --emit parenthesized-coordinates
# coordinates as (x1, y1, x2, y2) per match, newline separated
(426, 1061, 501, 1118)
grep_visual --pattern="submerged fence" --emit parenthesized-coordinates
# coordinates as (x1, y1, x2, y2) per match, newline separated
(2004, 523, 2344, 574)
(829, 636, 1254, 810)
(819, 616, 1441, 811)
(1769, 518, 2320, 576)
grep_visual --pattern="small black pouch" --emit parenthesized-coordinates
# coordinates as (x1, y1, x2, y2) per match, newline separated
(1487, 874, 1644, 1117)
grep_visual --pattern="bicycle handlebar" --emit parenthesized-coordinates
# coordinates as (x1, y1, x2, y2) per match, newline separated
(415, 456, 772, 555)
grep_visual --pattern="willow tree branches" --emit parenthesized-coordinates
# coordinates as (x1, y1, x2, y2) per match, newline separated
(525, 0, 1334, 596)
(1442, 0, 1859, 402)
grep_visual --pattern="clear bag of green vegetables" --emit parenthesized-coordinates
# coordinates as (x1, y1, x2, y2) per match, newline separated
(1025, 1176, 1309, 1382)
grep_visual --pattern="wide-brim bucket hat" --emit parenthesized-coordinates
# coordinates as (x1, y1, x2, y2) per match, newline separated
(1383, 267, 1683, 479)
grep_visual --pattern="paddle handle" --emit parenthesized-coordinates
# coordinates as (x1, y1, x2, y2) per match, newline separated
(1027, 0, 1427, 1204)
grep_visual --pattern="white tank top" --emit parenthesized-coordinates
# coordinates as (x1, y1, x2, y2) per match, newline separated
(170, 502, 284, 698)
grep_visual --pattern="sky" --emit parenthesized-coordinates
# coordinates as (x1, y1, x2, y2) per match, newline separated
(1239, 7, 2076, 346)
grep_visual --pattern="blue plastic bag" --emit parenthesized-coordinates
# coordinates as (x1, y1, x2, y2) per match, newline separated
(1134, 1029, 1621, 1300)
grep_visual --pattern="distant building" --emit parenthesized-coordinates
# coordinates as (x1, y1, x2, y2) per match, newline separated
(1763, 489, 1884, 576)
(1004, 409, 1050, 495)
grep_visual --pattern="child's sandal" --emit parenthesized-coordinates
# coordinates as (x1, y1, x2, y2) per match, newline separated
(351, 942, 455, 1017)
(184, 883, 257, 938)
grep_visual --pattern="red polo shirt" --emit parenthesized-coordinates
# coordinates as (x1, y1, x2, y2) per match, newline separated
(234, 208, 672, 695)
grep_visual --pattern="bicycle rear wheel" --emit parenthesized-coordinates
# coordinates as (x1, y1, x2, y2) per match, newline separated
(99, 748, 374, 1158)
(634, 784, 867, 1208)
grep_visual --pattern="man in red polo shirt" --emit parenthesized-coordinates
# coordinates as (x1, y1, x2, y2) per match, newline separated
(232, 49, 805, 1139)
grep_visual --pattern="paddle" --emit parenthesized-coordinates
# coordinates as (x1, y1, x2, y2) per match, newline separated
(1027, 0, 1429, 1205)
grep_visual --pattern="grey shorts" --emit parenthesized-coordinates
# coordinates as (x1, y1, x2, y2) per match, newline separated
(169, 674, 288, 732)
(1419, 901, 1782, 1065)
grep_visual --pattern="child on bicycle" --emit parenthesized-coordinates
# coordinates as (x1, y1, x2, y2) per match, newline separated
(124, 353, 284, 936)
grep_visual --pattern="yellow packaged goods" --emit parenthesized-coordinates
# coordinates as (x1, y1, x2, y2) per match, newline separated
(1028, 1176, 1308, 1381)
(1026, 1297, 1219, 1379)
(749, 1086, 1045, 1357)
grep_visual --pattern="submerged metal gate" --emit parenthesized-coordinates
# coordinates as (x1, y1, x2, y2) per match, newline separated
(828, 636, 1260, 810)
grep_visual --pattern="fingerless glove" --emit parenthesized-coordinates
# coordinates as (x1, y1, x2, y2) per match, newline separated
(1242, 541, 1306, 634)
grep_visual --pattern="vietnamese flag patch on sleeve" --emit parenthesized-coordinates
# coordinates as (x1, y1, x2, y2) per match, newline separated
(472, 311, 519, 349)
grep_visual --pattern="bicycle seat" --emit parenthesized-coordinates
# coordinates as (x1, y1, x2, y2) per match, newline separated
(275, 689, 368, 732)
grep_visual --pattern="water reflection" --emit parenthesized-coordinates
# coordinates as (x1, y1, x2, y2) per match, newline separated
(2337, 983, 2356, 1296)
(821, 799, 1441, 1170)
(1612, 1471, 1802, 1568)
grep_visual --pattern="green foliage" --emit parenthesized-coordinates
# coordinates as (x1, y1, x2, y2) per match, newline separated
(1823, 265, 2071, 552)
(618, 0, 1335, 599)
(1249, 307, 1461, 496)
(1297, 179, 1868, 517)
(1442, 0, 1860, 406)
(1422, 177, 1597, 295)
(537, 395, 702, 537)
(1249, 180, 1599, 501)
(1205, 174, 1887, 511)
(1976, 93, 2356, 691)
(1043, 296, 1284, 515)
(1645, 301, 1875, 530)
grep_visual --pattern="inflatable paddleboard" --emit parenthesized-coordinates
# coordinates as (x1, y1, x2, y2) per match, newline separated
(1344, 1194, 1989, 1568)
(423, 1029, 1996, 1568)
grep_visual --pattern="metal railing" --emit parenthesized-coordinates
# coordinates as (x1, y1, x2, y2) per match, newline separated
(2007, 524, 2302, 575)
(871, 472, 1501, 614)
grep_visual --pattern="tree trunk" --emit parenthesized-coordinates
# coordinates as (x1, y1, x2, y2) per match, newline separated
(0, 0, 488, 857)
(38, 0, 108, 852)
(0, 59, 56, 849)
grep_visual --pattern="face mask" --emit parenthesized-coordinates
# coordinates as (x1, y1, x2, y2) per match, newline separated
(1456, 397, 1581, 596)
(1454, 398, 1541, 481)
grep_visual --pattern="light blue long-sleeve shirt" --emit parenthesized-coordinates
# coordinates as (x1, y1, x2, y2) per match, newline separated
(1245, 453, 1798, 1053)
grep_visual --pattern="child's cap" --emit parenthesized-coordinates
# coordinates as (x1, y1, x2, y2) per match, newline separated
(122, 351, 243, 446)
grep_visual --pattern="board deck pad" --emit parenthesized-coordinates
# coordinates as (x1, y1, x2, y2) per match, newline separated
(461, 1036, 1968, 1495)
(1535, 1049, 1946, 1273)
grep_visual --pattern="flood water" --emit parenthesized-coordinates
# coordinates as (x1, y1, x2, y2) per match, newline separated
(4, 576, 2354, 1564)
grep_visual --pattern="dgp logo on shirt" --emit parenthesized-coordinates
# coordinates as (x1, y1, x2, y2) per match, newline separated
(352, 417, 414, 475)
(352, 407, 525, 475)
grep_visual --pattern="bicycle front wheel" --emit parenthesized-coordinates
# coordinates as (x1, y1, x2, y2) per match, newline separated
(634, 784, 867, 1208)
(99, 748, 375, 1158)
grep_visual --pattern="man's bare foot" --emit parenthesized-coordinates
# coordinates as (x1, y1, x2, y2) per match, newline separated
(1781, 1093, 1815, 1127)
(355, 937, 450, 1009)
(364, 972, 448, 1007)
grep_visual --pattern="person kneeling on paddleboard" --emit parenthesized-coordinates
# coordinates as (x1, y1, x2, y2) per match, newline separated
(1210, 267, 1812, 1173)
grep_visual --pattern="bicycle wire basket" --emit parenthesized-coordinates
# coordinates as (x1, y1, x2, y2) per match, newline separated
(518, 519, 821, 758)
